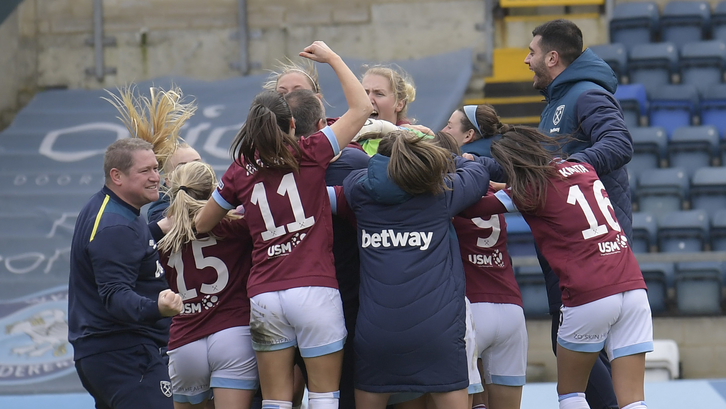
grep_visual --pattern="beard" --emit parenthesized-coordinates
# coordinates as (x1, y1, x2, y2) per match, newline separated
(531, 62, 552, 90)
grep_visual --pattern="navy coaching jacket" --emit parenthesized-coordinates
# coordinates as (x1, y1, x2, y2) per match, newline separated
(538, 48, 634, 312)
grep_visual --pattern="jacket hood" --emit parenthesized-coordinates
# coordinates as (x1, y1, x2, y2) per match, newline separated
(362, 154, 412, 205)
(543, 48, 618, 102)
(461, 136, 498, 157)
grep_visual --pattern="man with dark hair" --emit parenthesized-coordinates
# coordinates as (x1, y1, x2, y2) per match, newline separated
(69, 137, 183, 409)
(285, 89, 327, 137)
(525, 18, 634, 409)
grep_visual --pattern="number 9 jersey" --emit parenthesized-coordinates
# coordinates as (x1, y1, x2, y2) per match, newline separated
(476, 161, 645, 308)
(212, 127, 340, 298)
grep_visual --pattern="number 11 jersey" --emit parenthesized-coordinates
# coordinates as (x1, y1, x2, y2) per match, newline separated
(212, 127, 339, 297)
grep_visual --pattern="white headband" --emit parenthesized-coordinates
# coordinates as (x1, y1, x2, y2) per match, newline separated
(463, 105, 481, 135)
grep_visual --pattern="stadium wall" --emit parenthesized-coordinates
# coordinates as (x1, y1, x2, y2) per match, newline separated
(526, 316, 726, 382)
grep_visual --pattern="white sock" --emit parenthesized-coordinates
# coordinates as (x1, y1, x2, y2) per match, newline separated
(472, 404, 487, 409)
(558, 392, 589, 409)
(622, 401, 647, 409)
(307, 391, 340, 409)
(262, 400, 293, 409)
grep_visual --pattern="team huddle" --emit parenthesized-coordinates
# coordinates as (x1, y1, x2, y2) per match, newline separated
(67, 19, 653, 409)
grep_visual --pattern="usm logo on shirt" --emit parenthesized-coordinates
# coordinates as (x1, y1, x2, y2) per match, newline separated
(360, 229, 433, 251)
(468, 249, 505, 268)
(598, 235, 629, 255)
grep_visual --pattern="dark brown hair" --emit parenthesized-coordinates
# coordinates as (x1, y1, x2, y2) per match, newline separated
(532, 19, 583, 67)
(489, 126, 563, 213)
(433, 131, 461, 156)
(285, 89, 325, 137)
(458, 104, 503, 140)
(231, 91, 301, 173)
(377, 130, 455, 196)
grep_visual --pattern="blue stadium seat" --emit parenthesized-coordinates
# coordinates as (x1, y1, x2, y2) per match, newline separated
(504, 213, 536, 257)
(660, 1, 712, 49)
(648, 85, 700, 137)
(628, 43, 679, 96)
(674, 261, 723, 315)
(610, 1, 660, 50)
(713, 1, 726, 42)
(614, 84, 648, 129)
(515, 265, 549, 317)
(630, 126, 667, 178)
(628, 168, 638, 204)
(657, 209, 709, 253)
(632, 211, 657, 253)
(690, 167, 726, 217)
(667, 126, 719, 178)
(700, 84, 726, 138)
(679, 40, 726, 95)
(711, 208, 726, 250)
(640, 262, 675, 314)
(637, 167, 689, 214)
(590, 43, 629, 82)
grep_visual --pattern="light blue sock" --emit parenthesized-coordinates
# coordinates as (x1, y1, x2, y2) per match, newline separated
(558, 392, 589, 409)
(308, 390, 340, 409)
(262, 400, 293, 409)
(622, 401, 647, 409)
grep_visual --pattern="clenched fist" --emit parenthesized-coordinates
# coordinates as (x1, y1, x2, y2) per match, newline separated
(158, 289, 183, 317)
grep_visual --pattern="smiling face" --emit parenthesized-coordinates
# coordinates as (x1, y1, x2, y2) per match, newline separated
(525, 35, 554, 90)
(443, 110, 475, 147)
(276, 71, 315, 95)
(114, 149, 160, 209)
(362, 73, 404, 124)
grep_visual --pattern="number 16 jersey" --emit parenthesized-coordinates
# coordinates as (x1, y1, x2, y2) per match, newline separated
(477, 161, 645, 307)
(212, 127, 339, 298)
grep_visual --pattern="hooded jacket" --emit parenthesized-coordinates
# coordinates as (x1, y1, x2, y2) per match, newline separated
(342, 154, 499, 393)
(538, 48, 634, 312)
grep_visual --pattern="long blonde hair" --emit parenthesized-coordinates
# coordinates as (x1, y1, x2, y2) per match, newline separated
(104, 85, 197, 175)
(158, 161, 237, 254)
(377, 130, 454, 196)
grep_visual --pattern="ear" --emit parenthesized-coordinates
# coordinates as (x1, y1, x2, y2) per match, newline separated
(546, 50, 560, 68)
(394, 98, 406, 114)
(109, 168, 124, 187)
(463, 129, 476, 144)
(289, 117, 296, 136)
(317, 118, 326, 131)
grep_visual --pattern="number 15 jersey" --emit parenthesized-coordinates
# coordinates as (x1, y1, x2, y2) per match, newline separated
(472, 161, 645, 307)
(212, 127, 339, 298)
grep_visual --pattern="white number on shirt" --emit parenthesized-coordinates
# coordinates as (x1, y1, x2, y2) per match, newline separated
(168, 237, 230, 301)
(250, 172, 316, 241)
(471, 215, 502, 249)
(567, 180, 621, 240)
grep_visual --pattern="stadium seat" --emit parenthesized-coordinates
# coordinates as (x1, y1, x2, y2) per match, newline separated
(690, 167, 726, 217)
(667, 126, 720, 178)
(640, 262, 675, 314)
(504, 213, 536, 257)
(590, 43, 629, 82)
(637, 167, 689, 214)
(614, 84, 648, 129)
(679, 40, 726, 95)
(700, 84, 726, 138)
(632, 211, 657, 253)
(610, 1, 660, 50)
(515, 265, 550, 318)
(657, 209, 709, 253)
(645, 339, 680, 380)
(660, 1, 711, 49)
(630, 126, 667, 178)
(628, 43, 679, 96)
(711, 208, 726, 250)
(674, 261, 723, 315)
(628, 168, 638, 205)
(648, 85, 700, 137)
(713, 1, 726, 42)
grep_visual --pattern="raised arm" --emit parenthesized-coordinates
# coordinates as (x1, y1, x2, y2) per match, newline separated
(300, 41, 373, 149)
